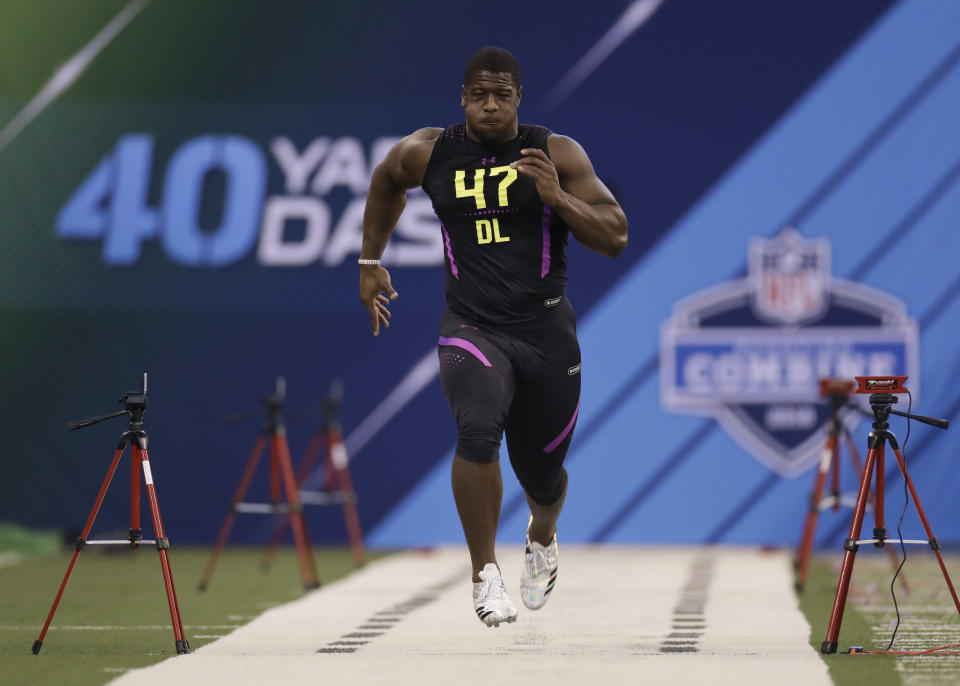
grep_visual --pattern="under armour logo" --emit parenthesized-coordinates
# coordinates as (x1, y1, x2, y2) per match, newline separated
(481, 156, 496, 165)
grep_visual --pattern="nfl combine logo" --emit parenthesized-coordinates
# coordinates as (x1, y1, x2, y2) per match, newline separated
(660, 227, 919, 477)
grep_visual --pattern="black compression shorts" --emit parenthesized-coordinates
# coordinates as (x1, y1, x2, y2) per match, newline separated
(436, 298, 581, 506)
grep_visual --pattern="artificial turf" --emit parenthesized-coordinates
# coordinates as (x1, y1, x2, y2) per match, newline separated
(798, 551, 960, 686)
(0, 541, 380, 686)
(5, 535, 959, 686)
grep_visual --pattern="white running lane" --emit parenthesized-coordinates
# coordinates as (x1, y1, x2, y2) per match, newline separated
(108, 546, 830, 686)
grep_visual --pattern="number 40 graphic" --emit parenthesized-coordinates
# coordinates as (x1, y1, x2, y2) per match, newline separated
(57, 134, 265, 266)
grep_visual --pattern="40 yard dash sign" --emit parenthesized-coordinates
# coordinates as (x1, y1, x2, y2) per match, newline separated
(660, 228, 919, 477)
(55, 133, 443, 268)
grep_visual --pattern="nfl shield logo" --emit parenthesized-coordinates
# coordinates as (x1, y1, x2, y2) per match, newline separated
(660, 228, 918, 477)
(750, 227, 830, 325)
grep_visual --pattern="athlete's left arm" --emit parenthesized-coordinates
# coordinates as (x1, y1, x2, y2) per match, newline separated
(512, 135, 627, 257)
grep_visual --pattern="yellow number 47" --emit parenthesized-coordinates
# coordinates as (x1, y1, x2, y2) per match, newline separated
(455, 165, 517, 210)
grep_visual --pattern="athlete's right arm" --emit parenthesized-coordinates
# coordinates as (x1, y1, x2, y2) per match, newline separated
(359, 127, 441, 336)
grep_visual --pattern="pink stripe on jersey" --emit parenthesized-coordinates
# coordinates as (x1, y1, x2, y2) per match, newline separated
(540, 205, 552, 278)
(543, 399, 579, 453)
(442, 224, 458, 279)
(438, 336, 491, 367)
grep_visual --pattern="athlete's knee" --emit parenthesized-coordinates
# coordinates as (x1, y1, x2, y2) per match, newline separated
(525, 467, 568, 507)
(455, 407, 503, 464)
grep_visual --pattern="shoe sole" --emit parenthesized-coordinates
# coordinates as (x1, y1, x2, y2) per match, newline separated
(476, 606, 518, 627)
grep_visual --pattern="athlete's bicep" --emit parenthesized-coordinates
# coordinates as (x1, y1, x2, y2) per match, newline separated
(549, 135, 619, 208)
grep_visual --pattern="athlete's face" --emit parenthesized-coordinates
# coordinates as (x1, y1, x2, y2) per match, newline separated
(461, 70, 522, 145)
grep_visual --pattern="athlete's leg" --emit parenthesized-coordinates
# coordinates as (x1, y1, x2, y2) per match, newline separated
(505, 302, 581, 538)
(505, 302, 580, 611)
(525, 469, 567, 546)
(452, 454, 502, 581)
(437, 315, 516, 582)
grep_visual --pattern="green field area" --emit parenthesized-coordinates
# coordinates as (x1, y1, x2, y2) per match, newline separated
(0, 531, 382, 686)
(3, 524, 960, 686)
(798, 551, 960, 686)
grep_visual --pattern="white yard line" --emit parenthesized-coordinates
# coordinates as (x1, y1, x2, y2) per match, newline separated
(0, 551, 24, 568)
(106, 546, 829, 686)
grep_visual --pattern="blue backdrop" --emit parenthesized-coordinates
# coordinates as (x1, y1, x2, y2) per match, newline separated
(6, 0, 958, 552)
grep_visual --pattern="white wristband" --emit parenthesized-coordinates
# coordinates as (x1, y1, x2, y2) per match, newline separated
(358, 258, 381, 265)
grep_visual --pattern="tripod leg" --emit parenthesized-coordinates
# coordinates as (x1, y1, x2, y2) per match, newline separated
(33, 444, 127, 654)
(844, 432, 864, 479)
(275, 434, 321, 589)
(874, 444, 885, 545)
(849, 429, 908, 590)
(134, 445, 189, 654)
(830, 437, 841, 512)
(131, 444, 142, 548)
(260, 433, 324, 570)
(797, 435, 835, 591)
(198, 435, 267, 591)
(891, 447, 960, 616)
(329, 428, 366, 568)
(270, 445, 281, 504)
(821, 442, 879, 654)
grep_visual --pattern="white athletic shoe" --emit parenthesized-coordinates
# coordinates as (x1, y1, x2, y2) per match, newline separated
(472, 563, 518, 627)
(520, 530, 559, 610)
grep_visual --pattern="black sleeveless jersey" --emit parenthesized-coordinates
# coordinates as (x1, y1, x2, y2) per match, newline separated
(422, 123, 570, 327)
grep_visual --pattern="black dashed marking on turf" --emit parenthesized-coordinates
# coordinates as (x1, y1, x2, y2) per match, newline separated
(318, 566, 466, 655)
(658, 557, 715, 654)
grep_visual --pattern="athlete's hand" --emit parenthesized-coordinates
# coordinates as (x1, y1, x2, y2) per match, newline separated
(359, 264, 398, 336)
(512, 148, 566, 207)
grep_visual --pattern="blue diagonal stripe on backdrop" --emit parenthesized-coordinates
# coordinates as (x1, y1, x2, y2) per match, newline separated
(786, 38, 960, 228)
(848, 155, 960, 281)
(918, 271, 960, 331)
(697, 149, 960, 544)
(588, 420, 715, 540)
(586, 38, 960, 544)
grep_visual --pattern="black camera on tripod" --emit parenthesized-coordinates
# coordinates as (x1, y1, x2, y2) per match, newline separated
(855, 376, 949, 429)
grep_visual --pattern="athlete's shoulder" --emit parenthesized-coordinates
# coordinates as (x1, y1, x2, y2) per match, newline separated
(389, 127, 443, 186)
(545, 133, 593, 175)
(398, 126, 443, 156)
(407, 127, 444, 143)
(545, 133, 585, 155)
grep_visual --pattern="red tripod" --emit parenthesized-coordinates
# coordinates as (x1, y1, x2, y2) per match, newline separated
(821, 376, 960, 654)
(198, 378, 320, 591)
(261, 382, 365, 570)
(32, 374, 188, 656)
(795, 379, 904, 592)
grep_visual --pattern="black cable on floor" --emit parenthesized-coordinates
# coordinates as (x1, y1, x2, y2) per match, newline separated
(885, 389, 913, 652)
